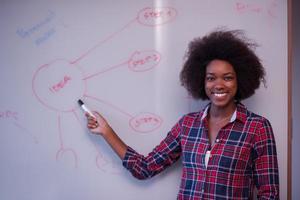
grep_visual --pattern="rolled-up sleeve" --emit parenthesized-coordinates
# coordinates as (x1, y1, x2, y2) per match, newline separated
(253, 118, 280, 199)
(122, 118, 182, 180)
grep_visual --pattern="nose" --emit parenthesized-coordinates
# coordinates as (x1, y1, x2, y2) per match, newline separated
(214, 78, 225, 90)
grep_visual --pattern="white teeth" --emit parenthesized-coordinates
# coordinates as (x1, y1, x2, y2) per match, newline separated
(214, 93, 226, 97)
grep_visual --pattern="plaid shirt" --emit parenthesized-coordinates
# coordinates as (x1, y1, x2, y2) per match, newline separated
(122, 103, 279, 199)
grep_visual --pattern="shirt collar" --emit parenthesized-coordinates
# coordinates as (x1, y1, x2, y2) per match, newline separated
(200, 102, 247, 124)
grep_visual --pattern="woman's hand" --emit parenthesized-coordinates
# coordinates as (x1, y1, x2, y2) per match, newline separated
(86, 111, 127, 159)
(86, 111, 111, 136)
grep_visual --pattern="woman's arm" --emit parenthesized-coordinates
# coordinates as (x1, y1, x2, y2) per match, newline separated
(86, 112, 127, 160)
(86, 111, 182, 180)
(253, 118, 280, 199)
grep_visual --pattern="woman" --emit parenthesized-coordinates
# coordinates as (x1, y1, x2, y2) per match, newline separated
(86, 29, 279, 199)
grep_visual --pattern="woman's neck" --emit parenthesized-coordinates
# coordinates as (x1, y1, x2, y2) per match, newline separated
(209, 102, 236, 119)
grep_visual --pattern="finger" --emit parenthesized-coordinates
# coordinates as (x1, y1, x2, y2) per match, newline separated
(87, 115, 96, 121)
(87, 115, 97, 123)
(86, 112, 95, 120)
(91, 111, 102, 119)
(88, 119, 98, 125)
(87, 122, 98, 129)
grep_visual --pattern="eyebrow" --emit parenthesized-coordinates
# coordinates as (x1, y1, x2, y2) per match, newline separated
(205, 72, 235, 75)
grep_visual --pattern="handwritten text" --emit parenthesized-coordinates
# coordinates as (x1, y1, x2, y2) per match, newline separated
(128, 50, 161, 72)
(49, 75, 72, 93)
(0, 110, 18, 120)
(130, 112, 162, 133)
(137, 7, 177, 26)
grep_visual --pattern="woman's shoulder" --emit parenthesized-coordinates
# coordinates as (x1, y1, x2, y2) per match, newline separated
(239, 104, 272, 127)
(179, 109, 205, 127)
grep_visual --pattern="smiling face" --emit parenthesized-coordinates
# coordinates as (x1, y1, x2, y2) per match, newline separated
(205, 59, 238, 110)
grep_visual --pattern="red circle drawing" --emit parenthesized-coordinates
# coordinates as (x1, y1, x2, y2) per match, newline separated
(137, 7, 177, 27)
(129, 112, 163, 133)
(32, 59, 87, 112)
(128, 50, 161, 72)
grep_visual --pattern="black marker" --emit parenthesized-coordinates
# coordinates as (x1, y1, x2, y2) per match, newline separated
(78, 99, 96, 118)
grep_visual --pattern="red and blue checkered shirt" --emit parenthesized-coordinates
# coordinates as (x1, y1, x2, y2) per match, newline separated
(122, 103, 279, 199)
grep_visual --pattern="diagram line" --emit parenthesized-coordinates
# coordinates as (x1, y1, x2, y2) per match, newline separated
(71, 18, 137, 64)
(82, 60, 129, 80)
(13, 121, 38, 144)
(84, 94, 133, 118)
(57, 114, 64, 148)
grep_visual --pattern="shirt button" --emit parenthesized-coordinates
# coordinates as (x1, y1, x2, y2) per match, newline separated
(216, 139, 220, 143)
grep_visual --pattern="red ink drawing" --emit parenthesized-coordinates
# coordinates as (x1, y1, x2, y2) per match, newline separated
(96, 153, 122, 174)
(55, 115, 78, 168)
(0, 110, 18, 120)
(13, 121, 39, 144)
(70, 18, 137, 64)
(235, 0, 278, 27)
(32, 6, 172, 171)
(71, 6, 177, 64)
(85, 95, 163, 134)
(129, 112, 163, 133)
(137, 7, 177, 27)
(49, 75, 72, 93)
(267, 0, 278, 19)
(82, 50, 162, 80)
(236, 2, 263, 14)
(32, 59, 87, 112)
(128, 50, 161, 72)
(1, 110, 38, 143)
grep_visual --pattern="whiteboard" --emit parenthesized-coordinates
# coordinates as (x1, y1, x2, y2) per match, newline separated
(0, 0, 288, 199)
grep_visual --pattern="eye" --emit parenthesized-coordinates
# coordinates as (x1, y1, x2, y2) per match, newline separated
(206, 76, 215, 81)
(224, 76, 234, 81)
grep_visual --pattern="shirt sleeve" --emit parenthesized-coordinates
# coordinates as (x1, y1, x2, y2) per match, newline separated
(122, 117, 183, 180)
(253, 118, 280, 199)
